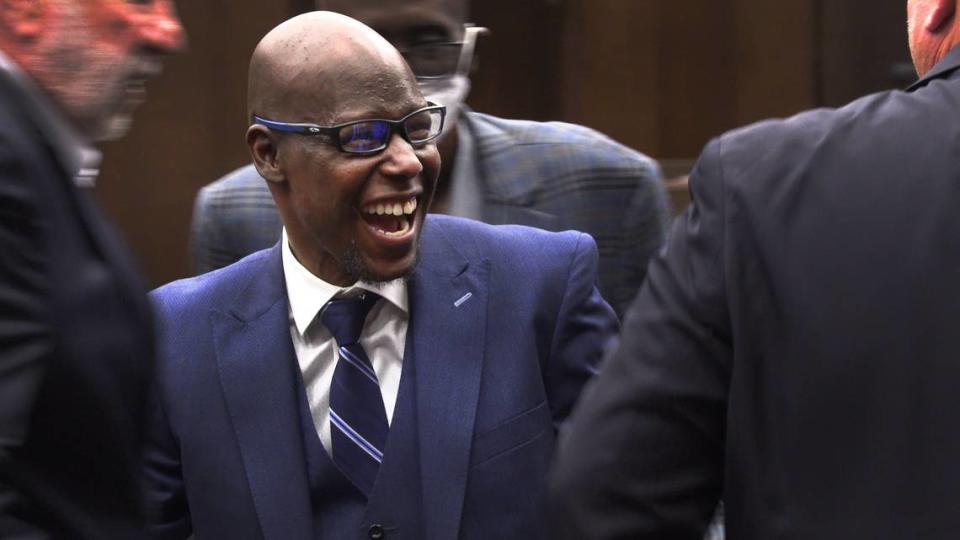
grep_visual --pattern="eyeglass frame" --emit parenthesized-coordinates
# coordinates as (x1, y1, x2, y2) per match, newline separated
(398, 24, 489, 80)
(251, 102, 447, 155)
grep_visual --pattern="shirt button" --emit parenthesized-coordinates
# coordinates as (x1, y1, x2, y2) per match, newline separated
(369, 524, 384, 539)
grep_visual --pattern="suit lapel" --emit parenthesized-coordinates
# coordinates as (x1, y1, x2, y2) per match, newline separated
(408, 219, 490, 540)
(212, 245, 313, 540)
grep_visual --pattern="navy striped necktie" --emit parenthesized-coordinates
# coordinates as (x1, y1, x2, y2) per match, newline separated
(321, 292, 387, 497)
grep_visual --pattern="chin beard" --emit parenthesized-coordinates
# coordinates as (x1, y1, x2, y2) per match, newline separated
(341, 240, 420, 285)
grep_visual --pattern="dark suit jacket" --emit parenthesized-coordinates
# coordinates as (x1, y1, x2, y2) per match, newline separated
(0, 69, 155, 537)
(146, 215, 617, 539)
(548, 46, 960, 539)
(190, 110, 670, 316)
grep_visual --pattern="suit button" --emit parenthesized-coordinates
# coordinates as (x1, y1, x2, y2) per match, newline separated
(368, 524, 384, 539)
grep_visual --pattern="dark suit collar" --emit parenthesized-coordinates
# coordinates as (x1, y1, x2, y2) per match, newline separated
(907, 44, 960, 91)
(0, 49, 93, 181)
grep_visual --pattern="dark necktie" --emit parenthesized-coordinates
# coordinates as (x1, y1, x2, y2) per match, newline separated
(321, 292, 387, 497)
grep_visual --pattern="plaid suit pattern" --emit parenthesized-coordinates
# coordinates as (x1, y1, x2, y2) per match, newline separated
(190, 111, 670, 316)
(190, 165, 283, 274)
(466, 112, 670, 315)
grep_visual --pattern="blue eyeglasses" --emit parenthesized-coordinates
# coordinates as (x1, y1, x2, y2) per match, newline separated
(253, 103, 446, 155)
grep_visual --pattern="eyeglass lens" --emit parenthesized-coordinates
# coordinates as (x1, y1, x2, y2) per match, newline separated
(337, 109, 444, 153)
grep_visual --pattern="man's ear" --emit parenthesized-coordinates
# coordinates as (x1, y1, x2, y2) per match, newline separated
(925, 0, 956, 32)
(0, 0, 48, 40)
(247, 124, 285, 184)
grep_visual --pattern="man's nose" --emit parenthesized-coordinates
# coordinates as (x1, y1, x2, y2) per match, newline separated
(137, 0, 187, 53)
(380, 133, 425, 179)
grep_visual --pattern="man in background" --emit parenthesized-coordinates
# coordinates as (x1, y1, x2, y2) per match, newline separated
(191, 0, 670, 317)
(548, 0, 960, 538)
(0, 1, 184, 537)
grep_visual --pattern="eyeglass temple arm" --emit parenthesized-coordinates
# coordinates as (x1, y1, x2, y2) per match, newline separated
(252, 116, 320, 134)
(456, 25, 490, 76)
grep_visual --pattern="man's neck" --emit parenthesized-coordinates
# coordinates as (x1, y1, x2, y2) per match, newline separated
(0, 47, 98, 183)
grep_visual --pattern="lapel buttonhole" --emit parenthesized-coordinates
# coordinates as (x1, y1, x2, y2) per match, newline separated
(454, 292, 473, 308)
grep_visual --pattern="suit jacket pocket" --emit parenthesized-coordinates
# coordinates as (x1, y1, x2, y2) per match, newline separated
(470, 400, 552, 467)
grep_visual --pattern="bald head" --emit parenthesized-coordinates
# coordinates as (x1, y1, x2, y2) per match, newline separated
(248, 11, 418, 123)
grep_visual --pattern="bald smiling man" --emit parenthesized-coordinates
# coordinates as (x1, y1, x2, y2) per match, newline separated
(189, 0, 669, 319)
(144, 12, 616, 540)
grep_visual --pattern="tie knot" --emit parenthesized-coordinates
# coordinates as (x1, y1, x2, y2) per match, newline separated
(320, 292, 381, 346)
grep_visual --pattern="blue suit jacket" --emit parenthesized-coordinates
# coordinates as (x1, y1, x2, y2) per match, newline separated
(190, 111, 670, 316)
(146, 215, 617, 539)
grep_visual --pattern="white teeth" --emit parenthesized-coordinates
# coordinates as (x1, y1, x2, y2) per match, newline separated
(403, 199, 417, 215)
(362, 197, 418, 216)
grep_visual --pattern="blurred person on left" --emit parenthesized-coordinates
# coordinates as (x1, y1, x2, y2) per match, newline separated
(0, 0, 184, 538)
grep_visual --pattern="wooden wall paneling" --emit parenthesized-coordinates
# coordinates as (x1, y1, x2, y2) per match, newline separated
(558, 0, 662, 156)
(731, 0, 817, 125)
(818, 0, 913, 107)
(95, 0, 297, 287)
(652, 1, 739, 158)
(467, 0, 566, 121)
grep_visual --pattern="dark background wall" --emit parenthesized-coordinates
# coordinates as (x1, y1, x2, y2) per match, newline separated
(94, 0, 912, 287)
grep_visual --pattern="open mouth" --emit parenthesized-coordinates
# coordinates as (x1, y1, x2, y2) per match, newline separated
(360, 196, 418, 237)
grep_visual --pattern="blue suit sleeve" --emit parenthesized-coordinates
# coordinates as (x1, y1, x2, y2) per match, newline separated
(547, 137, 732, 539)
(545, 231, 620, 434)
(143, 306, 193, 539)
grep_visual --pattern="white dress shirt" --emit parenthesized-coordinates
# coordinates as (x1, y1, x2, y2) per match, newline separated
(281, 229, 408, 454)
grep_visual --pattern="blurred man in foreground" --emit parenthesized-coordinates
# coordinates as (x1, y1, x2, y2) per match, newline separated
(145, 12, 615, 539)
(0, 0, 184, 537)
(548, 0, 960, 538)
(190, 0, 670, 317)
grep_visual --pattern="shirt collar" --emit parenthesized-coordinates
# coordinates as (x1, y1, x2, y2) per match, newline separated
(281, 228, 409, 337)
(0, 47, 102, 186)
(906, 44, 960, 92)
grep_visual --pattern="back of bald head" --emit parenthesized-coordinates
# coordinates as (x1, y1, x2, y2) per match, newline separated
(247, 11, 412, 121)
